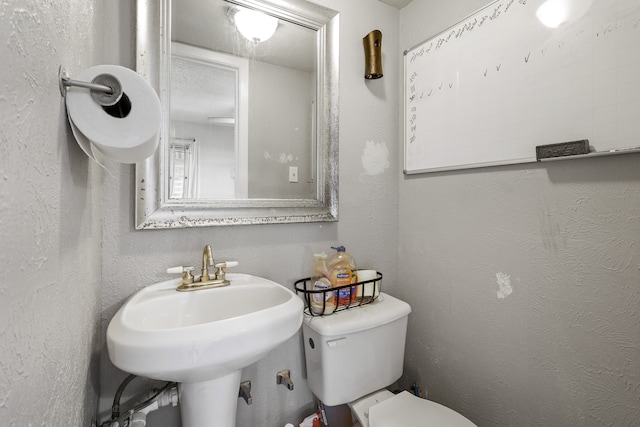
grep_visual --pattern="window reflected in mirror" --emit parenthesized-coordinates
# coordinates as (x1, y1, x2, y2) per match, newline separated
(169, 139, 197, 199)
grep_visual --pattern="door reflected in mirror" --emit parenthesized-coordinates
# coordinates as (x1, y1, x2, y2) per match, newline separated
(170, 44, 248, 199)
(171, 0, 317, 200)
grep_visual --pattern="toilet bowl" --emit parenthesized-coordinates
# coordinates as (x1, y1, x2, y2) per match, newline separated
(302, 293, 476, 426)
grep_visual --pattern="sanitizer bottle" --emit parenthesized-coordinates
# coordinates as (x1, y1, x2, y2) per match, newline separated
(327, 246, 357, 307)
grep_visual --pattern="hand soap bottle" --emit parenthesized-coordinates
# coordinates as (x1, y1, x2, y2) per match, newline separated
(310, 253, 334, 314)
(328, 246, 357, 306)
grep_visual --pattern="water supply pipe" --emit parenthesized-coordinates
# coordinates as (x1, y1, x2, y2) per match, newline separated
(103, 381, 178, 427)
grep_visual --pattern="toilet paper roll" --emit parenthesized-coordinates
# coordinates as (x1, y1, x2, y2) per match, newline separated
(67, 115, 114, 176)
(65, 65, 160, 164)
(356, 269, 380, 300)
(67, 114, 97, 161)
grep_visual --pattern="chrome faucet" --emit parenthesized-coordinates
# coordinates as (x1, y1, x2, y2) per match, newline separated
(167, 244, 238, 292)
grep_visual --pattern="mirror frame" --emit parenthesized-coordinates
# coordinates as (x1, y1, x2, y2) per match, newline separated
(135, 0, 339, 229)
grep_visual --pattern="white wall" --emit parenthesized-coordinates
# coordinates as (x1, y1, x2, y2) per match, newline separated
(99, 1, 400, 426)
(398, 1, 640, 426)
(0, 0, 104, 425)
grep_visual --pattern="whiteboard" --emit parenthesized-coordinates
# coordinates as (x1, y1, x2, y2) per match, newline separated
(403, 0, 640, 174)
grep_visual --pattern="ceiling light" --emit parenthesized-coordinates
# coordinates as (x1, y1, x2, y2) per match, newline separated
(234, 8, 278, 43)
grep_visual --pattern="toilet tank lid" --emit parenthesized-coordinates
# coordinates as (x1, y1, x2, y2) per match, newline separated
(303, 293, 411, 336)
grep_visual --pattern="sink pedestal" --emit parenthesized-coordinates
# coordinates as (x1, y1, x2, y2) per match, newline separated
(179, 371, 242, 427)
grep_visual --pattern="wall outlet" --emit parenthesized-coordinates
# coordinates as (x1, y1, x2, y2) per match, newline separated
(289, 166, 299, 183)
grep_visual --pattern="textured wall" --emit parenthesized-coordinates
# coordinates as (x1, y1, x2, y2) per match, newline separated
(0, 0, 104, 426)
(398, 1, 640, 426)
(98, 1, 399, 426)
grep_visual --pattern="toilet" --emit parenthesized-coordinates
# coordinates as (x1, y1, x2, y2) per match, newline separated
(302, 293, 476, 426)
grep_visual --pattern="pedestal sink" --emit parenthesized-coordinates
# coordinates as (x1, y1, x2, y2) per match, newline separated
(107, 273, 303, 427)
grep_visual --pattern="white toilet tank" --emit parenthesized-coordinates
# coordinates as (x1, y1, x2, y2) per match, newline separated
(302, 293, 412, 406)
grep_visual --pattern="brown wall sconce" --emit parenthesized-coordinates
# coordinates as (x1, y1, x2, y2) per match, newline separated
(363, 30, 383, 79)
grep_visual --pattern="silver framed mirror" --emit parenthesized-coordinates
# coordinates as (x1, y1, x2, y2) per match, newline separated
(135, 0, 339, 228)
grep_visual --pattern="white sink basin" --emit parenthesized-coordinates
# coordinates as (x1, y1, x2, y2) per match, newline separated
(107, 273, 303, 383)
(107, 273, 303, 427)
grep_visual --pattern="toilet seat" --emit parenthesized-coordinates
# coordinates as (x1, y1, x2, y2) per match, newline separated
(369, 391, 476, 427)
(350, 390, 476, 427)
(349, 389, 395, 426)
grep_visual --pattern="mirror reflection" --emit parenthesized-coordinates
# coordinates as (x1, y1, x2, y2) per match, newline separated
(170, 0, 317, 200)
(134, 0, 338, 228)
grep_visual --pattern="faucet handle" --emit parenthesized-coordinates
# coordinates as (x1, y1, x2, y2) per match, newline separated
(214, 261, 238, 269)
(166, 266, 195, 274)
(213, 261, 237, 281)
(167, 266, 195, 286)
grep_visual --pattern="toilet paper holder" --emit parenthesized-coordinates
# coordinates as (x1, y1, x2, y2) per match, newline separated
(59, 64, 161, 164)
(58, 65, 123, 108)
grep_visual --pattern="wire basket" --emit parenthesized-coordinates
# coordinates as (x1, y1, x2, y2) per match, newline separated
(294, 272, 382, 316)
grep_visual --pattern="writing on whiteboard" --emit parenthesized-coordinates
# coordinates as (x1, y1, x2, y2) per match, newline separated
(404, 0, 640, 173)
